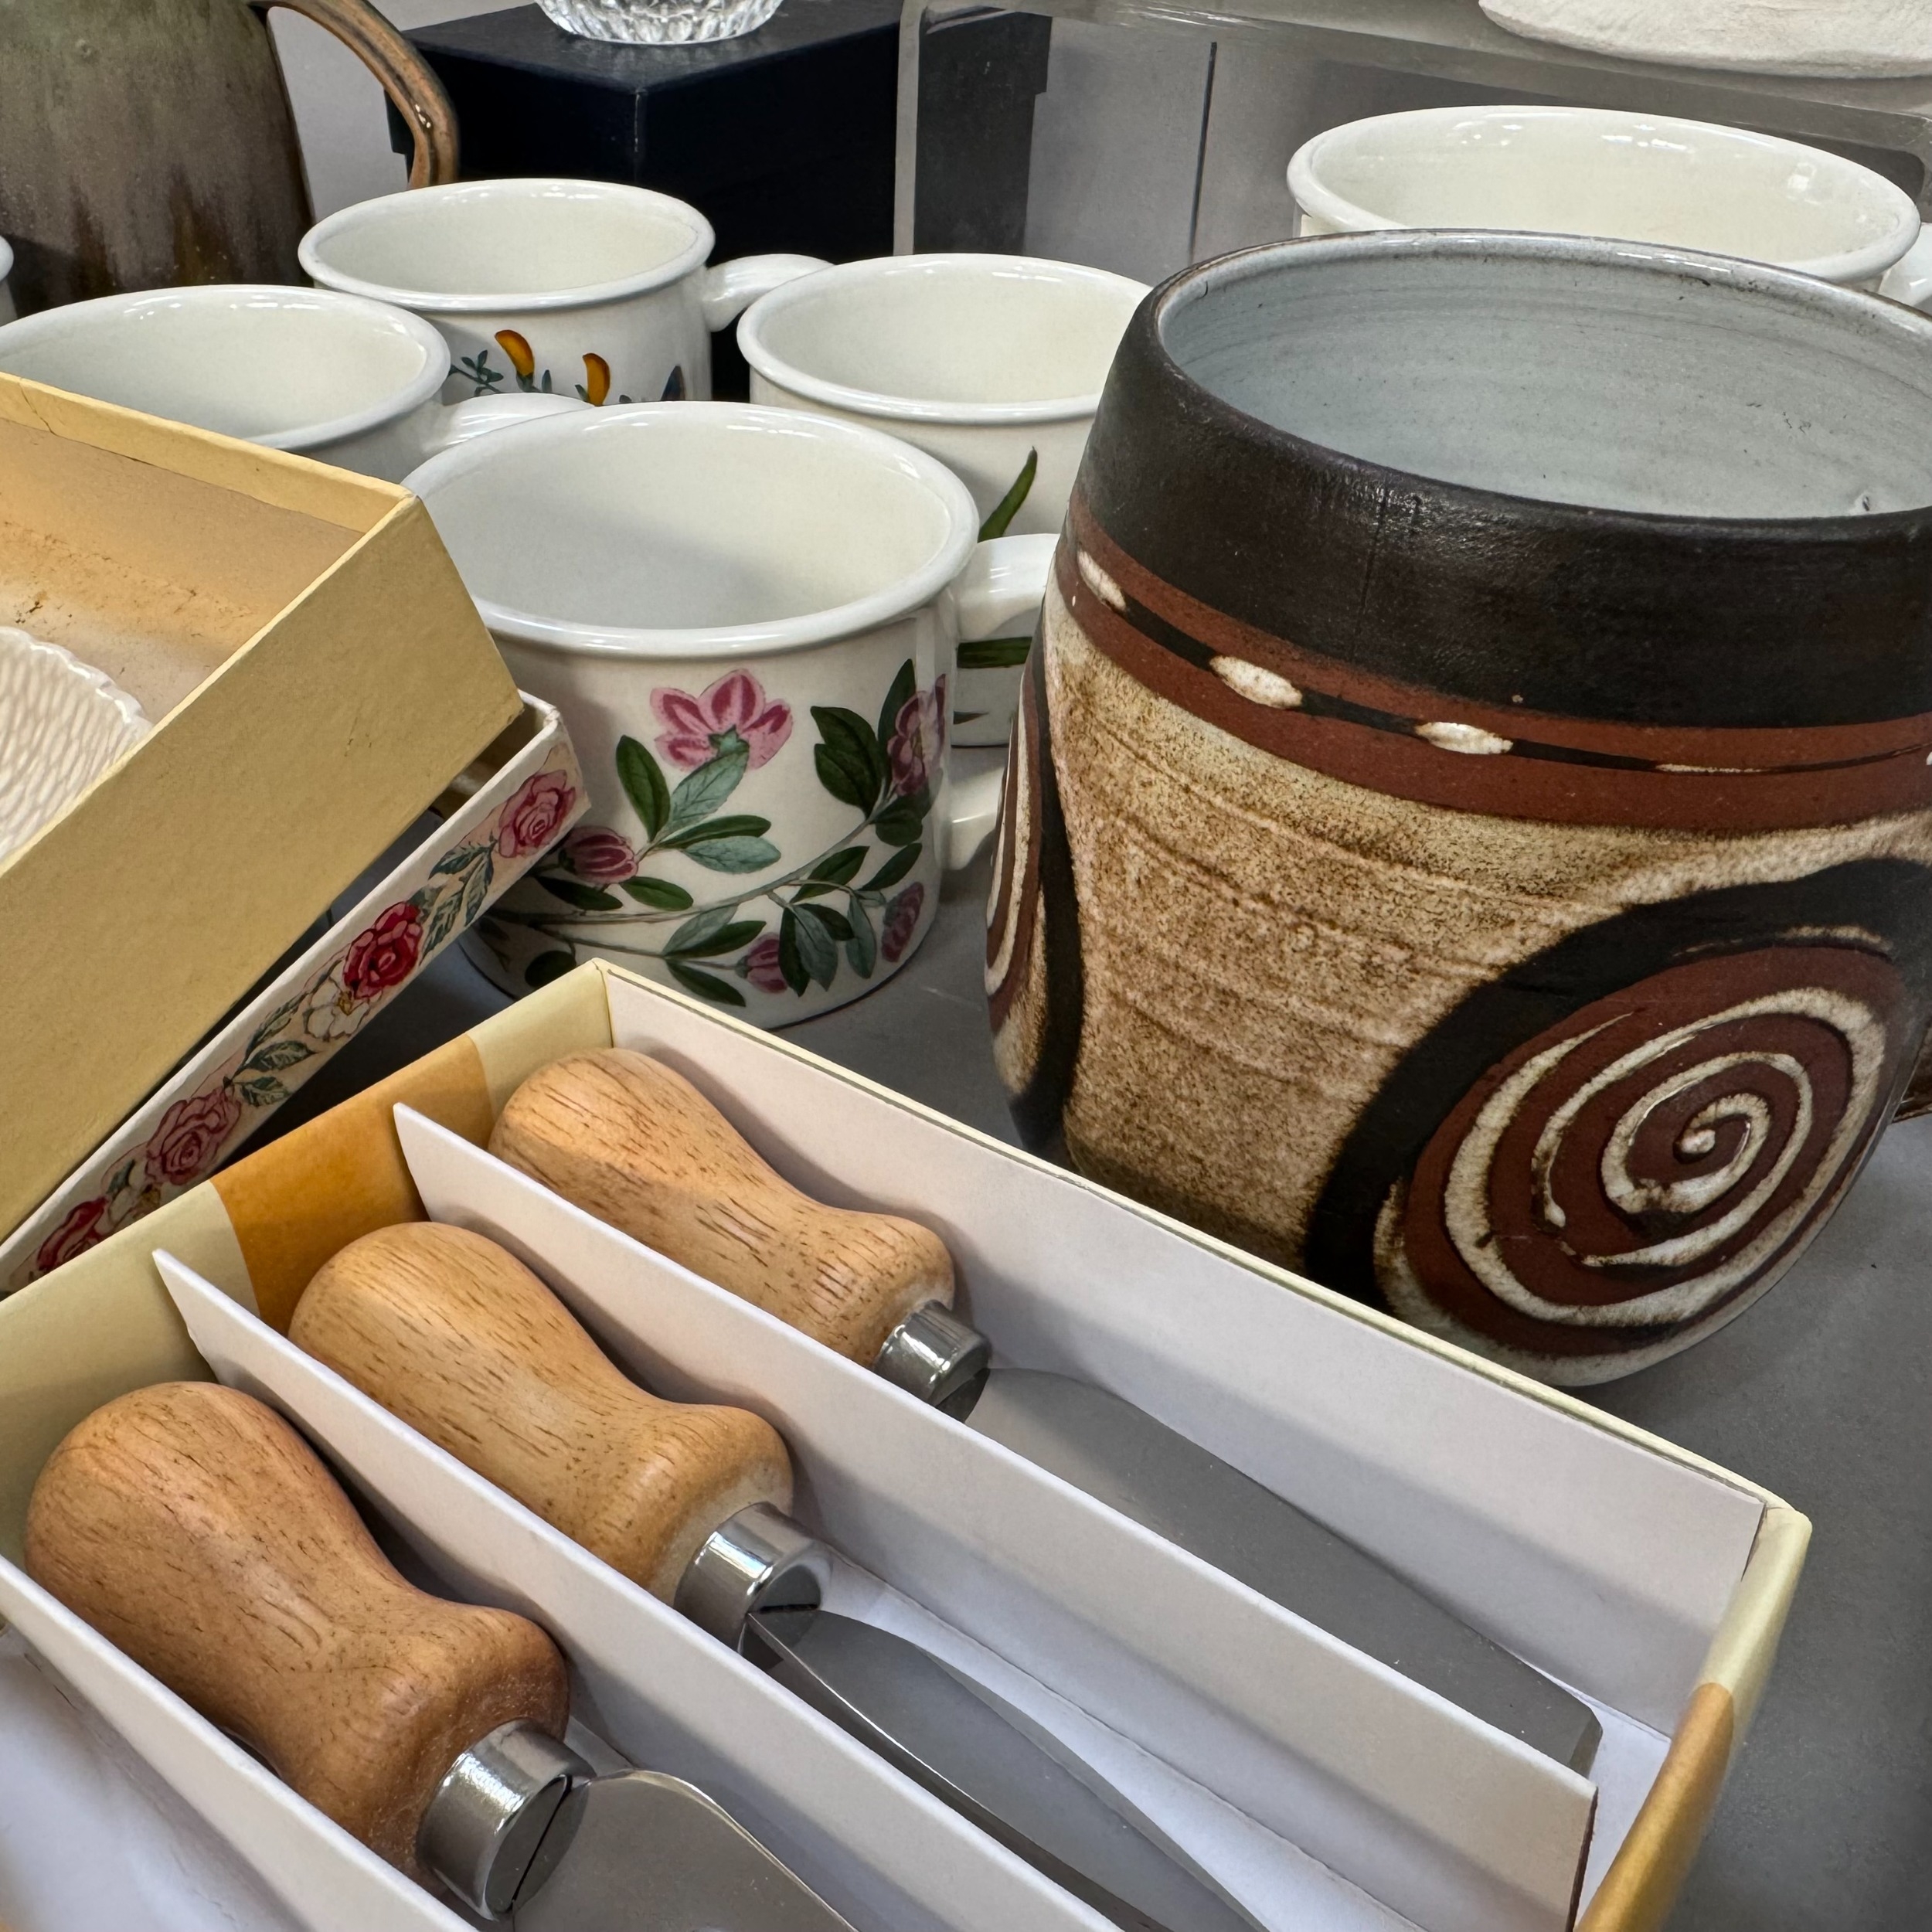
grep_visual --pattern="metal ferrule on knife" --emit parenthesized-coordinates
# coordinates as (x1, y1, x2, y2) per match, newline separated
(869, 1298, 993, 1416)
(419, 1720, 591, 1919)
(675, 1498, 836, 1649)
(420, 1713, 856, 1932)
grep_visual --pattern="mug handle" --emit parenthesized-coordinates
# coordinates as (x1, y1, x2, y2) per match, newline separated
(941, 533, 1058, 869)
(699, 256, 829, 332)
(253, 0, 460, 189)
(430, 393, 589, 454)
(1879, 223, 1932, 308)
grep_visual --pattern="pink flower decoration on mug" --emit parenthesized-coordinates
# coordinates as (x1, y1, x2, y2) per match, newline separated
(653, 672, 793, 770)
(563, 825, 637, 883)
(882, 883, 926, 964)
(887, 678, 947, 800)
(741, 934, 787, 994)
(497, 770, 577, 858)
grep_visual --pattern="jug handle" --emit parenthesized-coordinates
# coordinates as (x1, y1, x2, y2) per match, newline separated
(251, 0, 461, 189)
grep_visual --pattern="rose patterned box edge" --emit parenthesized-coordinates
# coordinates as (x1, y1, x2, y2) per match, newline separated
(0, 695, 583, 1293)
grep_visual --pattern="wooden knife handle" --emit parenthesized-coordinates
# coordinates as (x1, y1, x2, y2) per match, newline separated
(490, 1049, 954, 1363)
(23, 1381, 567, 1875)
(292, 1222, 794, 1599)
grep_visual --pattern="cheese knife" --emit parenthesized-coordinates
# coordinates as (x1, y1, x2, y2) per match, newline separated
(489, 1048, 1600, 1774)
(22, 1379, 851, 1930)
(293, 1221, 1266, 1932)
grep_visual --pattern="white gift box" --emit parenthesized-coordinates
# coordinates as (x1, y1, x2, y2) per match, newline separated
(0, 960, 1807, 1932)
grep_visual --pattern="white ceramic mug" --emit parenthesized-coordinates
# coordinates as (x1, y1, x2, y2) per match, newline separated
(1288, 106, 1932, 305)
(302, 177, 825, 410)
(405, 403, 1048, 1022)
(738, 253, 1148, 744)
(0, 237, 15, 327)
(0, 285, 580, 479)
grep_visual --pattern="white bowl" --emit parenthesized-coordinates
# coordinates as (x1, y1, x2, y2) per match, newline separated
(0, 628, 149, 862)
(1288, 106, 1932, 300)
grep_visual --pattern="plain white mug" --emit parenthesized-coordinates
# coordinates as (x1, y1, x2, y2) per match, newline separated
(738, 253, 1147, 744)
(1288, 106, 1932, 306)
(406, 403, 1048, 1022)
(302, 177, 825, 411)
(0, 284, 580, 479)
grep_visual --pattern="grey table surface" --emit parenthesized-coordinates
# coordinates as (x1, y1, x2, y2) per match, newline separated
(262, 834, 1932, 1932)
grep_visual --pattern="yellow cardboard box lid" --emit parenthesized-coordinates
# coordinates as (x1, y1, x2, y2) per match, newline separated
(0, 376, 521, 1238)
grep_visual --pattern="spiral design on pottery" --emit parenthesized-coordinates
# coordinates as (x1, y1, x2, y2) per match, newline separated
(1382, 947, 1906, 1347)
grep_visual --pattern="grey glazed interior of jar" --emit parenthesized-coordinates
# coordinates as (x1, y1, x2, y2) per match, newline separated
(1158, 233, 1932, 520)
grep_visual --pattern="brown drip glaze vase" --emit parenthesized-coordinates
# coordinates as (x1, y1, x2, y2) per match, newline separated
(987, 230, 1932, 1385)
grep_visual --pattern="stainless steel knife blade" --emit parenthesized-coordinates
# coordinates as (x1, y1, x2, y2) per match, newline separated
(747, 1607, 1265, 1932)
(511, 1765, 855, 1932)
(962, 1369, 1600, 1774)
(420, 1719, 854, 1932)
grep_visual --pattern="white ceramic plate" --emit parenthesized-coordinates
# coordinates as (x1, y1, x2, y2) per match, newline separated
(1478, 0, 1932, 79)
(0, 627, 150, 862)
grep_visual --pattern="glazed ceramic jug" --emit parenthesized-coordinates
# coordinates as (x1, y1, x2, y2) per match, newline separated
(0, 0, 455, 315)
(989, 231, 1932, 1386)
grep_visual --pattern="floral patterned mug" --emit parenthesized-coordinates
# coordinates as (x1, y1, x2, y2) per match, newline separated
(407, 403, 1047, 1022)
(740, 253, 1148, 747)
(301, 178, 825, 414)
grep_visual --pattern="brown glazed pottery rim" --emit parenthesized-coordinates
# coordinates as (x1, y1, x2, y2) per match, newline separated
(1077, 230, 1932, 733)
(1144, 230, 1932, 543)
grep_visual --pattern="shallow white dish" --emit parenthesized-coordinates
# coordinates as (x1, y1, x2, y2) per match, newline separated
(1478, 0, 1932, 78)
(0, 627, 149, 863)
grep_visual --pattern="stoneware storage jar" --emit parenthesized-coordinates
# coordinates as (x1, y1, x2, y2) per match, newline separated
(988, 230, 1932, 1385)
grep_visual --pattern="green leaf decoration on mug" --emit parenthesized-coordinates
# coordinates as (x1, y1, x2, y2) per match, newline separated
(617, 735, 672, 838)
(978, 447, 1038, 540)
(957, 635, 1034, 670)
(495, 663, 943, 1006)
(621, 876, 692, 909)
(813, 707, 888, 811)
(459, 348, 505, 396)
